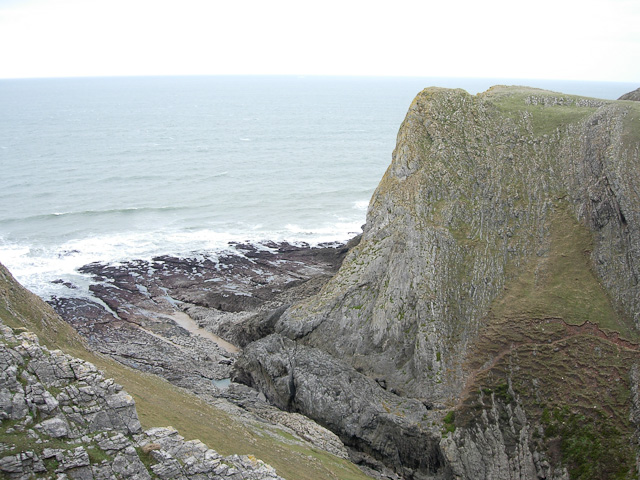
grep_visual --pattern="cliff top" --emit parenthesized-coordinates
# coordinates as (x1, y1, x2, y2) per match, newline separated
(619, 87, 640, 101)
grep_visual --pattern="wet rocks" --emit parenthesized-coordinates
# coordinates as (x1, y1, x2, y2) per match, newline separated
(44, 241, 358, 471)
(46, 241, 350, 403)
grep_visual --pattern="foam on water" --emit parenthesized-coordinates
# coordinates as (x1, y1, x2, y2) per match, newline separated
(353, 200, 370, 211)
(0, 219, 363, 299)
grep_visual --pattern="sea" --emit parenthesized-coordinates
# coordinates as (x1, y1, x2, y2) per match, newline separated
(0, 75, 637, 301)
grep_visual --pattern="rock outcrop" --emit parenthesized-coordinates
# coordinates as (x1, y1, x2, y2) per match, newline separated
(48, 241, 350, 397)
(619, 87, 640, 101)
(234, 87, 640, 479)
(45, 242, 357, 472)
(234, 334, 445, 479)
(0, 316, 284, 479)
(0, 322, 283, 479)
(2, 247, 371, 480)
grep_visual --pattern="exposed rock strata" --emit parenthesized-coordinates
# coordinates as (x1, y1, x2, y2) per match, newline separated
(233, 334, 446, 479)
(49, 241, 351, 390)
(46, 242, 354, 467)
(0, 317, 283, 480)
(234, 87, 640, 479)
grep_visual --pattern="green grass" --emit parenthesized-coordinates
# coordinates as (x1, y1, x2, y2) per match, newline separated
(0, 264, 372, 480)
(85, 444, 113, 464)
(486, 86, 601, 136)
(490, 205, 636, 338)
(457, 205, 640, 479)
(622, 101, 640, 146)
(43, 457, 60, 474)
(441, 411, 456, 434)
(0, 426, 80, 458)
(135, 446, 159, 478)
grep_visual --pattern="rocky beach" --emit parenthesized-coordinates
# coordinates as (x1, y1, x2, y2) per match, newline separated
(45, 238, 365, 470)
(48, 239, 355, 391)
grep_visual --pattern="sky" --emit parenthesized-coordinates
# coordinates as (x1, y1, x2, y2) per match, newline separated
(0, 0, 638, 82)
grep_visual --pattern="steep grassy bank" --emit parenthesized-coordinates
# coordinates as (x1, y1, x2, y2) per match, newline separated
(457, 205, 639, 479)
(0, 263, 371, 480)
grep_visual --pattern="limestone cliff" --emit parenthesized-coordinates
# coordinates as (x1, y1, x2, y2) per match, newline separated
(235, 86, 640, 479)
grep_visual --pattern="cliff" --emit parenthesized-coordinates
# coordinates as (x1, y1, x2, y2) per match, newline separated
(0, 262, 369, 480)
(234, 86, 640, 479)
(3, 85, 640, 480)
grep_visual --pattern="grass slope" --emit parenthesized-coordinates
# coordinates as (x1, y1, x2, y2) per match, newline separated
(487, 85, 602, 136)
(458, 206, 640, 479)
(0, 263, 371, 480)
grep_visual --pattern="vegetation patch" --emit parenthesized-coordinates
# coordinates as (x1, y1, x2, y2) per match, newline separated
(135, 445, 159, 477)
(441, 411, 456, 434)
(490, 205, 636, 338)
(486, 87, 600, 136)
(622, 102, 640, 147)
(456, 203, 640, 479)
(542, 406, 636, 480)
(86, 444, 113, 465)
(492, 383, 513, 404)
(43, 456, 60, 474)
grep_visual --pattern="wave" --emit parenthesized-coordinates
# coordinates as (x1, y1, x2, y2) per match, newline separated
(0, 218, 365, 300)
(353, 200, 369, 211)
(0, 205, 193, 225)
(97, 173, 177, 183)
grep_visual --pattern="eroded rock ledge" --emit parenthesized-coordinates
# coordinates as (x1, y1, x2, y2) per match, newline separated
(0, 320, 283, 480)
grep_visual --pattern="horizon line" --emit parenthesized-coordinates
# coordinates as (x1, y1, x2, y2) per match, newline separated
(0, 73, 638, 85)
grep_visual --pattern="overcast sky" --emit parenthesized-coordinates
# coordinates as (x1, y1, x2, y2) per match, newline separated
(0, 0, 638, 82)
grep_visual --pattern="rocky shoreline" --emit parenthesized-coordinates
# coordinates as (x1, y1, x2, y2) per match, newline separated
(46, 238, 369, 473)
(11, 85, 640, 480)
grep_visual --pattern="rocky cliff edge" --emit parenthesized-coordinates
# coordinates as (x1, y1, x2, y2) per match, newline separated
(234, 86, 640, 479)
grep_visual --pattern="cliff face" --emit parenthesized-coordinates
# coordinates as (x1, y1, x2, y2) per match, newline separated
(235, 87, 640, 479)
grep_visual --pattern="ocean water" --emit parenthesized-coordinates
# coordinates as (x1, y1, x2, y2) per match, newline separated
(0, 75, 637, 299)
